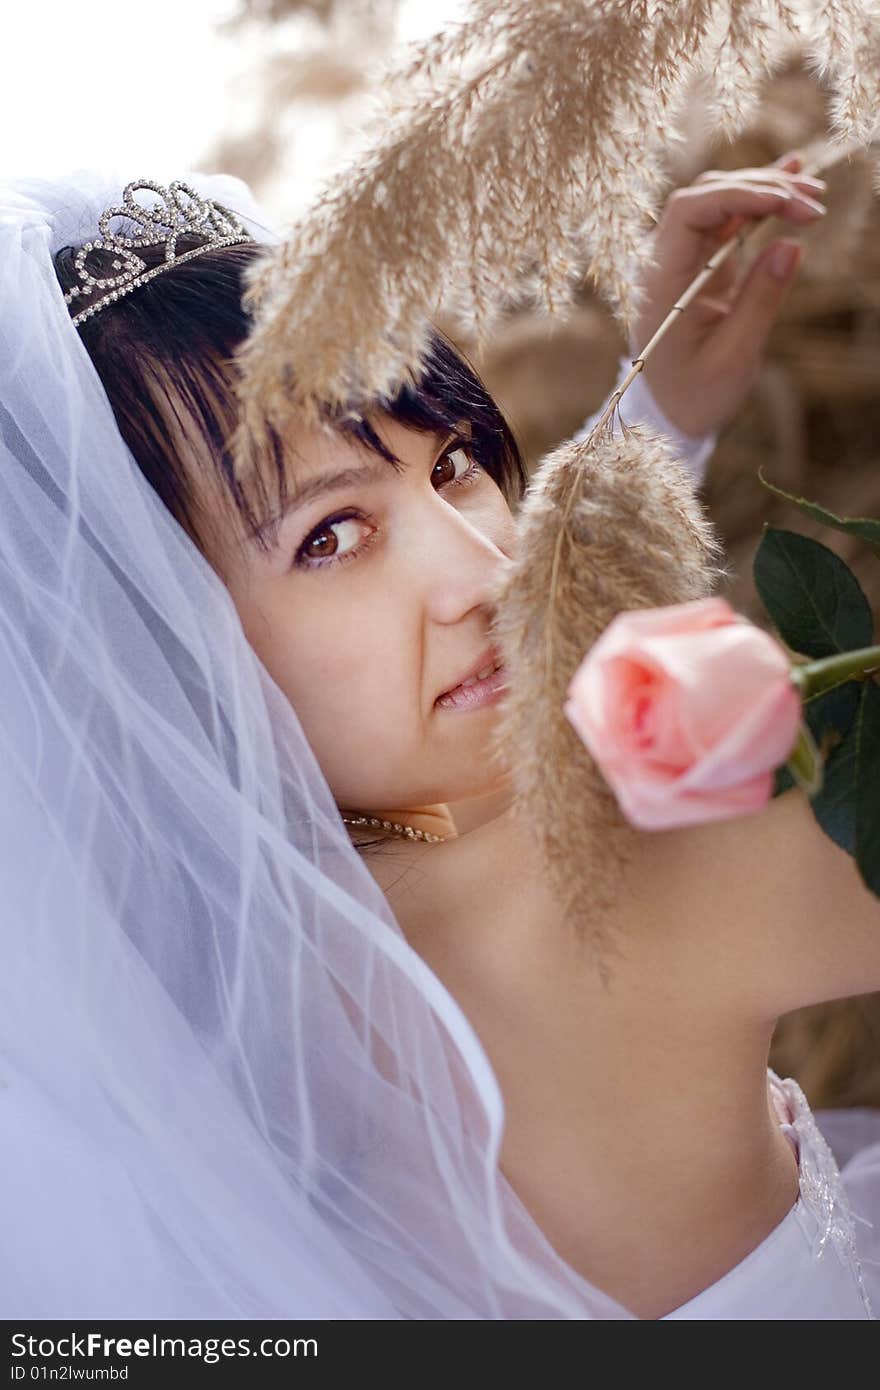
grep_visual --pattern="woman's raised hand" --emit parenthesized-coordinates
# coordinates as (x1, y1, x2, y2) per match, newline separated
(630, 154, 827, 440)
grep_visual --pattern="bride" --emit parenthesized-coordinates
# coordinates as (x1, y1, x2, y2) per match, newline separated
(2, 161, 877, 1320)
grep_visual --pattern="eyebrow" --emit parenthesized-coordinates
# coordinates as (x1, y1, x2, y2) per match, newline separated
(287, 458, 395, 512)
(246, 458, 397, 543)
(249, 428, 461, 542)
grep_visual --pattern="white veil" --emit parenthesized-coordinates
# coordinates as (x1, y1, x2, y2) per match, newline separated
(0, 172, 630, 1319)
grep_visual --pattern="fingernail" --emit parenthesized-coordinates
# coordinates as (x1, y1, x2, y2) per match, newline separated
(787, 176, 827, 194)
(797, 193, 827, 214)
(769, 242, 801, 279)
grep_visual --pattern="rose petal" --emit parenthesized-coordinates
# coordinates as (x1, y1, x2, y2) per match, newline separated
(639, 625, 792, 755)
(615, 769, 774, 830)
(675, 677, 802, 792)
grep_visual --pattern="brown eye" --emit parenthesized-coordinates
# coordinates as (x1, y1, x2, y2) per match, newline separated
(298, 515, 369, 567)
(433, 446, 474, 488)
(304, 529, 336, 560)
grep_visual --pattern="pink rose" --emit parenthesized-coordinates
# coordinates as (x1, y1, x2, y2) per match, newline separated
(563, 596, 803, 830)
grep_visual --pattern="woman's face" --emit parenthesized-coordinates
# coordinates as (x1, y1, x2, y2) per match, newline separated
(220, 411, 518, 811)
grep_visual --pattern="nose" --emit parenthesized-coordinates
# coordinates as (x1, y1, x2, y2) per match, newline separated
(414, 491, 516, 626)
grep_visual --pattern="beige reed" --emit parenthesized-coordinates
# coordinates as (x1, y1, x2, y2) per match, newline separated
(233, 0, 880, 480)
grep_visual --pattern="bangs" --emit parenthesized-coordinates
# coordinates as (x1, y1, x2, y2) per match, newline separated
(343, 331, 528, 512)
(55, 240, 527, 558)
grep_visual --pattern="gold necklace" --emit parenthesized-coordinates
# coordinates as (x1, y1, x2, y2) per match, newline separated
(340, 813, 447, 844)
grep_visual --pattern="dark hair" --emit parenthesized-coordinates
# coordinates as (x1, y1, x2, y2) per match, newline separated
(53, 238, 528, 564)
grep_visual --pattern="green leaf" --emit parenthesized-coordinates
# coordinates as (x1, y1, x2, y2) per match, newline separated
(773, 762, 795, 796)
(814, 718, 859, 854)
(804, 681, 867, 856)
(854, 680, 880, 899)
(758, 470, 880, 560)
(753, 527, 874, 659)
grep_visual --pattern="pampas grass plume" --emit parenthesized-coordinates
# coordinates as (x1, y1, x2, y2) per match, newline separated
(487, 427, 728, 957)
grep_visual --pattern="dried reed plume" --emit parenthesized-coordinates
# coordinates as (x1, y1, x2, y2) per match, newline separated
(487, 427, 728, 955)
(234, 0, 812, 472)
(232, 0, 880, 476)
(806, 0, 880, 146)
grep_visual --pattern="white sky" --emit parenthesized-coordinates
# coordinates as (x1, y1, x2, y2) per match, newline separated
(0, 1, 466, 214)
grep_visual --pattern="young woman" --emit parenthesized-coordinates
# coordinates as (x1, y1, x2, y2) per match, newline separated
(4, 161, 877, 1320)
(195, 165, 880, 1317)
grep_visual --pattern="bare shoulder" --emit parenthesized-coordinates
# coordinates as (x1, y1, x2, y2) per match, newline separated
(629, 786, 880, 1013)
(363, 788, 880, 1020)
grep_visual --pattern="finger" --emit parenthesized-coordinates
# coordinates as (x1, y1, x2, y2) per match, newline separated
(696, 167, 827, 197)
(713, 238, 805, 358)
(707, 183, 816, 259)
(698, 215, 742, 295)
(774, 150, 804, 174)
(663, 181, 826, 239)
(692, 292, 735, 327)
(702, 252, 739, 299)
(713, 213, 747, 244)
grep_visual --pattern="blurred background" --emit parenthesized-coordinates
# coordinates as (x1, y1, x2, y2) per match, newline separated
(6, 0, 880, 1107)
(0, 1, 464, 215)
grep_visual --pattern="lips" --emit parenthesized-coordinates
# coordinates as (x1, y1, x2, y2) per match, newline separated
(436, 646, 504, 703)
(435, 663, 508, 712)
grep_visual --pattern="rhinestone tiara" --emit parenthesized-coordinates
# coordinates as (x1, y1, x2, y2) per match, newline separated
(63, 179, 256, 327)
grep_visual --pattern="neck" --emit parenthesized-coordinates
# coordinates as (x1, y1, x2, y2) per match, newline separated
(362, 802, 459, 840)
(346, 776, 516, 843)
(446, 781, 516, 834)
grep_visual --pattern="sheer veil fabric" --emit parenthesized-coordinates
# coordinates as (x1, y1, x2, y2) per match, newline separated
(0, 173, 630, 1319)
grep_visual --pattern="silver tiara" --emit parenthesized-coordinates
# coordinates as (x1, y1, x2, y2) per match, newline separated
(64, 179, 256, 327)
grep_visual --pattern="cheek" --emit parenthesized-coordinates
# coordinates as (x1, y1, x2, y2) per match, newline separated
(247, 590, 421, 806)
(238, 585, 402, 736)
(498, 503, 518, 557)
(247, 594, 349, 690)
(459, 484, 517, 549)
